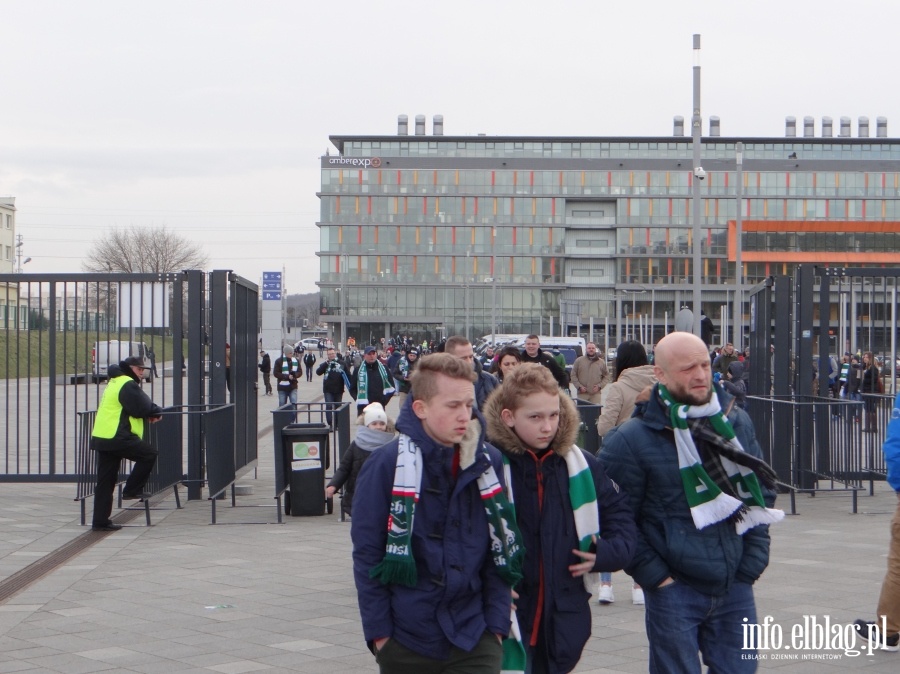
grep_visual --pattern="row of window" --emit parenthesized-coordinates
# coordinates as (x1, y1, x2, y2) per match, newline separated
(339, 140, 900, 160)
(319, 195, 900, 225)
(322, 168, 900, 197)
(319, 225, 733, 257)
(744, 231, 900, 252)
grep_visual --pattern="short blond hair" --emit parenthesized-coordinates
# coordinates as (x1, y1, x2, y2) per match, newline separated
(410, 352, 476, 402)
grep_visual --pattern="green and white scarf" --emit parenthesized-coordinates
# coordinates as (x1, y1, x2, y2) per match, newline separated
(498, 446, 599, 673)
(370, 433, 526, 673)
(659, 384, 784, 534)
(356, 361, 396, 405)
(280, 357, 298, 379)
(371, 433, 524, 587)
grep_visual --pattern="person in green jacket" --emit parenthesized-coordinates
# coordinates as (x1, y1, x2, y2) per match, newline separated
(90, 357, 162, 531)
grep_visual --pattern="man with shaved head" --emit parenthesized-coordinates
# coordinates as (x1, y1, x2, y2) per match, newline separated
(600, 332, 782, 673)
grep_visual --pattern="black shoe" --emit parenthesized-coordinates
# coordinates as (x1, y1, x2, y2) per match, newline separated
(854, 619, 900, 651)
(122, 492, 149, 500)
(92, 522, 123, 532)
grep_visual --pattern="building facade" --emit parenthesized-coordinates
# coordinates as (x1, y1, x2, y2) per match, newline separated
(316, 115, 900, 350)
(0, 197, 24, 329)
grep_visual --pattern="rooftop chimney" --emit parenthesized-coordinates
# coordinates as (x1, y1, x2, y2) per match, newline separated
(877, 116, 888, 137)
(839, 116, 851, 138)
(822, 116, 833, 138)
(433, 114, 444, 136)
(709, 116, 721, 137)
(397, 114, 408, 136)
(414, 114, 426, 136)
(858, 116, 870, 137)
(803, 116, 815, 137)
(785, 116, 796, 137)
(673, 116, 685, 136)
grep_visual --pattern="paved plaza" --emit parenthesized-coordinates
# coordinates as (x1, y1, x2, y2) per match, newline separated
(0, 375, 897, 672)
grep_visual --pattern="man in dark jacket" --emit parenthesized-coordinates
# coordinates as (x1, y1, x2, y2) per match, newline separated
(258, 349, 272, 395)
(273, 345, 301, 406)
(600, 332, 781, 673)
(390, 347, 419, 409)
(302, 350, 317, 382)
(350, 346, 395, 415)
(351, 353, 518, 670)
(90, 357, 163, 531)
(520, 334, 569, 390)
(444, 336, 499, 410)
(316, 347, 348, 428)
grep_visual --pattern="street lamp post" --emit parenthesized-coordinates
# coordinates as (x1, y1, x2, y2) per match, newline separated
(691, 33, 703, 337)
(339, 253, 348, 354)
(733, 141, 744, 349)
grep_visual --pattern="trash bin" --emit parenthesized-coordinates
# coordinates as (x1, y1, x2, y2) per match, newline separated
(574, 399, 601, 456)
(281, 423, 330, 516)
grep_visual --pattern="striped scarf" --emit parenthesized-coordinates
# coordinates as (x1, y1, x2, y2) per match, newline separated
(658, 384, 784, 534)
(370, 434, 524, 587)
(356, 361, 395, 405)
(499, 446, 599, 673)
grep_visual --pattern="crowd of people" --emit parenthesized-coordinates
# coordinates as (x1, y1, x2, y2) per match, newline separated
(249, 333, 898, 673)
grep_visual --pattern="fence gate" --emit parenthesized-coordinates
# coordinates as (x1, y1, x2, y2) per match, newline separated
(0, 270, 258, 496)
(747, 267, 898, 498)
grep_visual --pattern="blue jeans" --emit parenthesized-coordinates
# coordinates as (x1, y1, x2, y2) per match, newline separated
(645, 580, 758, 674)
(323, 391, 343, 427)
(278, 388, 297, 407)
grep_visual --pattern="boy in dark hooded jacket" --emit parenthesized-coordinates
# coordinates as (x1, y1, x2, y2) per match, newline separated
(721, 360, 747, 409)
(483, 363, 637, 673)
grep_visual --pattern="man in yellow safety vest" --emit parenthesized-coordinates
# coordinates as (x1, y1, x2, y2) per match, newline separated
(90, 356, 163, 531)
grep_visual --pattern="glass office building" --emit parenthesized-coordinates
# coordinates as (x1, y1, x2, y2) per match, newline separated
(317, 115, 900, 348)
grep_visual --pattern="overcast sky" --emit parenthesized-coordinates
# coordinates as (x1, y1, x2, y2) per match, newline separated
(2, 0, 899, 294)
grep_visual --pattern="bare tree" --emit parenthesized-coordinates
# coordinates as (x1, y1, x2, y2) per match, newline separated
(82, 225, 208, 273)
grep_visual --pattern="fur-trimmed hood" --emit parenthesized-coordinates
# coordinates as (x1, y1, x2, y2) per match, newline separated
(482, 388, 581, 457)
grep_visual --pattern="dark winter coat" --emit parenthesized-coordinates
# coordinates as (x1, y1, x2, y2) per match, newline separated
(315, 358, 347, 395)
(258, 353, 271, 375)
(326, 418, 396, 514)
(390, 356, 419, 394)
(600, 384, 774, 598)
(303, 352, 317, 369)
(520, 348, 569, 389)
(483, 391, 637, 673)
(721, 360, 747, 409)
(473, 358, 500, 411)
(351, 397, 512, 660)
(273, 356, 301, 391)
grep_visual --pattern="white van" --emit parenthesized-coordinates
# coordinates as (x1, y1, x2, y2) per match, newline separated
(92, 341, 153, 383)
(506, 335, 587, 370)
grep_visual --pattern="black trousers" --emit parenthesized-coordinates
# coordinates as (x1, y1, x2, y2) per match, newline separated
(92, 440, 158, 527)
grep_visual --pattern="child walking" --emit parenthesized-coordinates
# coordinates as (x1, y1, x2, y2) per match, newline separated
(325, 403, 395, 517)
(483, 364, 637, 673)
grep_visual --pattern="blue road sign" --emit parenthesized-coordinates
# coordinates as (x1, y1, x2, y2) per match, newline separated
(262, 281, 281, 290)
(263, 291, 282, 301)
(262, 271, 282, 281)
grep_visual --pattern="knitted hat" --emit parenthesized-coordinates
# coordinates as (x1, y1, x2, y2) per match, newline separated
(363, 402, 388, 427)
(283, 345, 293, 357)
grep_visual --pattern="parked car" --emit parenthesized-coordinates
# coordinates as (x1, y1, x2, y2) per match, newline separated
(92, 340, 153, 383)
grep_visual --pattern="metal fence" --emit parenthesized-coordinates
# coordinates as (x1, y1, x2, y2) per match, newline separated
(1, 271, 259, 503)
(745, 393, 894, 513)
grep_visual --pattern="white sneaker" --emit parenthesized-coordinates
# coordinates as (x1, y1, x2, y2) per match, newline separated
(632, 587, 645, 605)
(597, 585, 614, 604)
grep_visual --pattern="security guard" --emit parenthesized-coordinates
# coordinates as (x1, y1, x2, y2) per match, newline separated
(90, 356, 162, 531)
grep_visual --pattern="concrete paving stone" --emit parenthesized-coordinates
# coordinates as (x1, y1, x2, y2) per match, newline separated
(205, 662, 272, 674)
(22, 654, 119, 673)
(0, 663, 41, 673)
